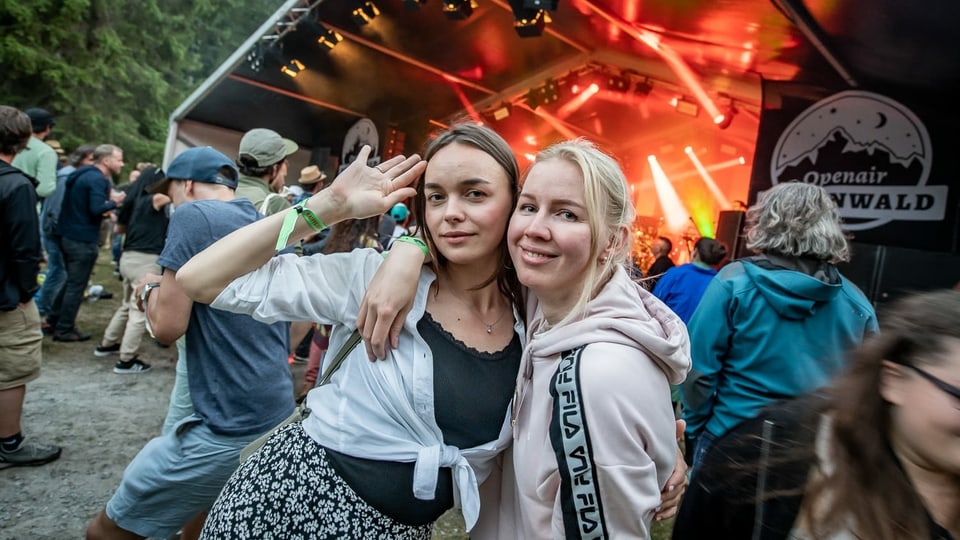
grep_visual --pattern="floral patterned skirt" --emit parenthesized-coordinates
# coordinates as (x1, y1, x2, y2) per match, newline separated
(200, 422, 433, 540)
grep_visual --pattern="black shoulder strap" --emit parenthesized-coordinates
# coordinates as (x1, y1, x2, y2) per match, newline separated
(549, 345, 609, 539)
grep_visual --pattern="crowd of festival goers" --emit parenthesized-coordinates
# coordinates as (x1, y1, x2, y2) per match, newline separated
(1, 104, 957, 539)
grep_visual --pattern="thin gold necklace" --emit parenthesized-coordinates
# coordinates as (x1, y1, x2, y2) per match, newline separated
(447, 291, 509, 334)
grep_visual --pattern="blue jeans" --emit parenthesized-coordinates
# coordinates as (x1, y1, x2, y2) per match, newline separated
(690, 430, 718, 476)
(36, 234, 66, 316)
(111, 232, 122, 265)
(50, 237, 99, 333)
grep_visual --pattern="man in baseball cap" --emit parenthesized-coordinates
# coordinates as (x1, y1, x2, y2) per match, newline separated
(147, 146, 238, 197)
(88, 143, 294, 539)
(235, 128, 298, 216)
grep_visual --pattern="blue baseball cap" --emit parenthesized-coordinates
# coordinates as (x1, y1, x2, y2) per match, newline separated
(148, 146, 239, 194)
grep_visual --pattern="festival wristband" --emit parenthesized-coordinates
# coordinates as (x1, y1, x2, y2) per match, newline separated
(393, 235, 429, 258)
(276, 201, 327, 251)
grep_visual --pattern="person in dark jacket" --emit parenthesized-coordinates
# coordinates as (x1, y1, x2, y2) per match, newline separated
(46, 144, 126, 341)
(645, 236, 675, 290)
(674, 289, 960, 540)
(0, 105, 62, 469)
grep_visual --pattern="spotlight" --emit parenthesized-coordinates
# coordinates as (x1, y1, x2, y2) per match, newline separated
(634, 79, 653, 96)
(280, 58, 305, 78)
(492, 104, 512, 121)
(541, 79, 559, 104)
(521, 0, 558, 8)
(714, 104, 737, 129)
(403, 0, 427, 9)
(606, 73, 630, 93)
(513, 8, 549, 37)
(351, 1, 381, 25)
(524, 79, 559, 109)
(317, 26, 343, 50)
(443, 0, 476, 20)
(525, 88, 543, 109)
(245, 45, 264, 72)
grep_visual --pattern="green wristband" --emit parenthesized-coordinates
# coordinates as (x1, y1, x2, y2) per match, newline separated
(393, 235, 429, 258)
(276, 202, 327, 251)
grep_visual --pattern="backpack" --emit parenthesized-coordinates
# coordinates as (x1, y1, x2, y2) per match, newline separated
(41, 168, 79, 237)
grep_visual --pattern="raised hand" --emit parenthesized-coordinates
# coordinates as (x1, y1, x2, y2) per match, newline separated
(312, 145, 424, 223)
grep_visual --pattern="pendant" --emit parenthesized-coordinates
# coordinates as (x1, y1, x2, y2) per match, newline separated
(486, 325, 493, 334)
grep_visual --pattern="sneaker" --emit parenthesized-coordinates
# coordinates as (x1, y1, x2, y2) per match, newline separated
(53, 329, 92, 342)
(114, 357, 151, 374)
(0, 439, 62, 470)
(94, 343, 121, 357)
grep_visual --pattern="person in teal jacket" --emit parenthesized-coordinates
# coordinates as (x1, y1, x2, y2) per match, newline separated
(682, 182, 878, 471)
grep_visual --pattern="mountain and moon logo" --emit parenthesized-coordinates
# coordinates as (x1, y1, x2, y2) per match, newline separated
(770, 90, 944, 231)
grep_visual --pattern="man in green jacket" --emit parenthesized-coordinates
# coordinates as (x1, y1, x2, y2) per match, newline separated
(235, 128, 297, 216)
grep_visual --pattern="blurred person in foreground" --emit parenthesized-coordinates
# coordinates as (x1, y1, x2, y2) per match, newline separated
(682, 182, 878, 471)
(674, 289, 960, 540)
(0, 105, 61, 469)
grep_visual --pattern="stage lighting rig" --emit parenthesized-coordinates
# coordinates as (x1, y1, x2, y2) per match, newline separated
(403, 0, 427, 10)
(606, 73, 630, 92)
(522, 0, 558, 8)
(715, 104, 737, 129)
(514, 8, 549, 37)
(316, 25, 344, 50)
(443, 0, 477, 20)
(280, 58, 306, 78)
(634, 79, 653, 96)
(351, 1, 381, 25)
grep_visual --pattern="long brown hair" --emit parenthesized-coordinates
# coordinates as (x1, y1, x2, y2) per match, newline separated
(805, 289, 960, 539)
(412, 123, 523, 313)
(322, 217, 380, 255)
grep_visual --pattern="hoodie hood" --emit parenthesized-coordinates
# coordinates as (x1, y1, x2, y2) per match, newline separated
(527, 266, 690, 384)
(742, 256, 842, 320)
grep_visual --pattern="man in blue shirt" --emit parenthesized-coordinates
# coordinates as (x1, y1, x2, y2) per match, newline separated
(85, 147, 293, 540)
(47, 144, 125, 341)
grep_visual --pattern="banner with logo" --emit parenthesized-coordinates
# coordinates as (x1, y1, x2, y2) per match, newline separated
(749, 82, 957, 252)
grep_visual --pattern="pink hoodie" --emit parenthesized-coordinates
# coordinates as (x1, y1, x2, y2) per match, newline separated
(474, 267, 690, 539)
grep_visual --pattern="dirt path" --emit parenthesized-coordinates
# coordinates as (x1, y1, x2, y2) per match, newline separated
(0, 326, 178, 539)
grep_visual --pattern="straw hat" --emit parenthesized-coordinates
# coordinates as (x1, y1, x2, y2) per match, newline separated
(298, 165, 326, 185)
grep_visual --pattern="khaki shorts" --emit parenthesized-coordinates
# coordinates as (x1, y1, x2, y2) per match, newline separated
(0, 301, 42, 389)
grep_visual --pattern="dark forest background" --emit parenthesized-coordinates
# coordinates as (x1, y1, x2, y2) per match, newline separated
(1, 0, 278, 167)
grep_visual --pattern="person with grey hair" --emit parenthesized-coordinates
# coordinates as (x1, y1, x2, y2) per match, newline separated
(35, 143, 96, 324)
(681, 181, 878, 472)
(45, 144, 126, 341)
